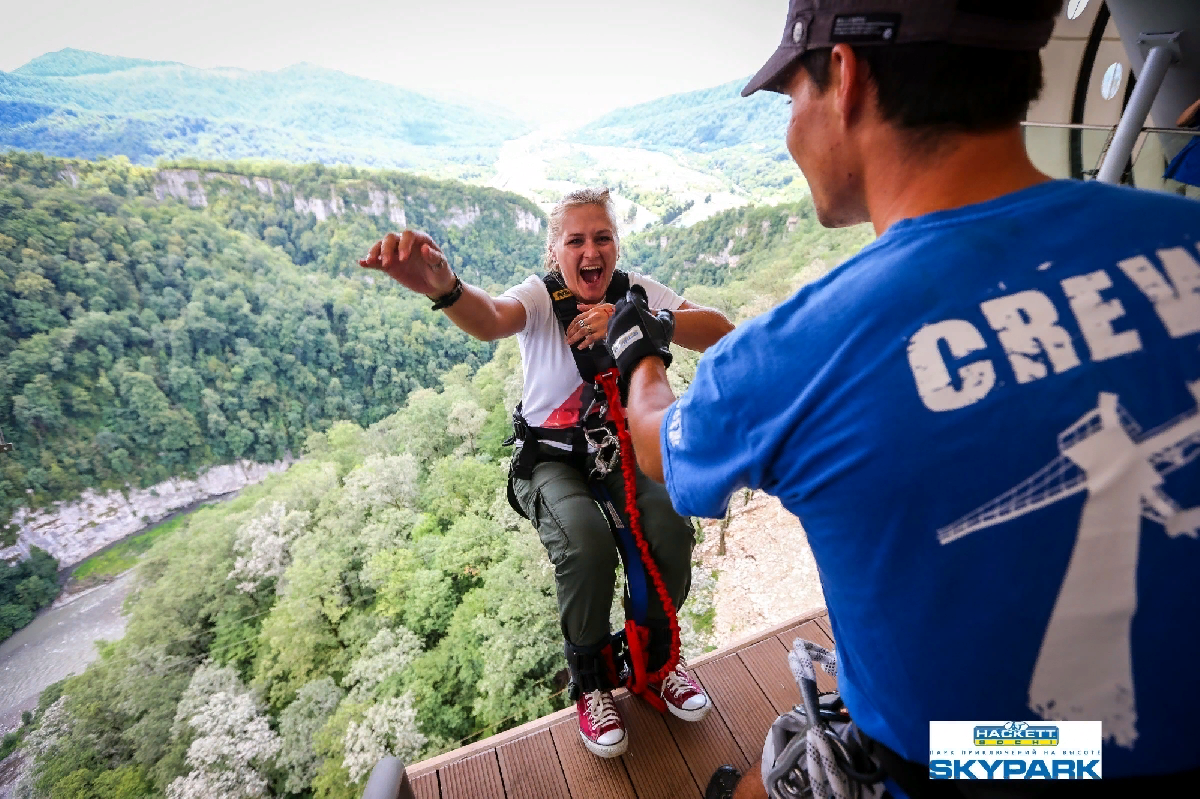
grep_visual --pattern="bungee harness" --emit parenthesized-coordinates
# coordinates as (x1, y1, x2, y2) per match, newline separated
(505, 269, 681, 712)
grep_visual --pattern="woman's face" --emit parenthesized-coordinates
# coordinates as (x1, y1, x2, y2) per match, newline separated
(552, 204, 618, 304)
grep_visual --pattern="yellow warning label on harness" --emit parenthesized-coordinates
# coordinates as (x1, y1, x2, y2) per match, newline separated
(551, 288, 574, 301)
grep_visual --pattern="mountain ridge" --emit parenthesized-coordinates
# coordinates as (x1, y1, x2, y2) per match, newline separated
(0, 49, 532, 170)
(11, 48, 182, 77)
(572, 75, 791, 153)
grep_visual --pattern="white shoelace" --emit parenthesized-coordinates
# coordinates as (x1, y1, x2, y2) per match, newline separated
(585, 690, 621, 728)
(662, 664, 695, 696)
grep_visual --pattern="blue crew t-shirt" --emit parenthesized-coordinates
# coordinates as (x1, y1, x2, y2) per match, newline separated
(661, 180, 1200, 777)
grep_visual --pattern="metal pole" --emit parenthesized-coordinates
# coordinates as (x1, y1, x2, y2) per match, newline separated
(1096, 43, 1177, 184)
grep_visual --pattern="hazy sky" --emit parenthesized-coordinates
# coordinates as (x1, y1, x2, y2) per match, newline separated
(1, 0, 787, 124)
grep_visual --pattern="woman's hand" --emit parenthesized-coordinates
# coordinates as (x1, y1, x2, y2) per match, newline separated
(567, 303, 616, 349)
(359, 231, 456, 298)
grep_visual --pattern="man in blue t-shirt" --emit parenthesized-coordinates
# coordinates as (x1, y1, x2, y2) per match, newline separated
(605, 0, 1200, 796)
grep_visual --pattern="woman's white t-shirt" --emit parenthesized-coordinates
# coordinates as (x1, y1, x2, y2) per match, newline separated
(501, 272, 684, 431)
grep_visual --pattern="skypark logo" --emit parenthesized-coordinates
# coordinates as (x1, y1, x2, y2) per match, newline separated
(930, 721, 1102, 780)
(931, 758, 1100, 780)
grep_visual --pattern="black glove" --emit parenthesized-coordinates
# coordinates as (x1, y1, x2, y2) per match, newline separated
(605, 284, 675, 382)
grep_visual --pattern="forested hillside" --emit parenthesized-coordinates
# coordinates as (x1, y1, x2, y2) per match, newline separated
(568, 78, 806, 207)
(0, 152, 545, 537)
(0, 547, 57, 640)
(573, 77, 788, 154)
(0, 49, 529, 174)
(624, 199, 875, 318)
(12, 350, 721, 798)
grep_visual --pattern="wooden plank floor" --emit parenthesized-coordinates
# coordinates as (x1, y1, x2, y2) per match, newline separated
(406, 608, 832, 798)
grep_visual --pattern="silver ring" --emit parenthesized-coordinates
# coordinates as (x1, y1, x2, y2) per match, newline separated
(582, 320, 592, 333)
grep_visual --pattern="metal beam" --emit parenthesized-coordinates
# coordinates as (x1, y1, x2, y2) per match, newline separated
(1097, 38, 1180, 183)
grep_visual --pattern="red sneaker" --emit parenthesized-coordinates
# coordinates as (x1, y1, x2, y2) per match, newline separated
(576, 689, 627, 758)
(652, 661, 711, 722)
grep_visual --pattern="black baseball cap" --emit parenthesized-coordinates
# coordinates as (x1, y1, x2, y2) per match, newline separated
(742, 0, 1057, 97)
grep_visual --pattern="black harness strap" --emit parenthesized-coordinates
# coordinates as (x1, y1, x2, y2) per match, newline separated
(544, 269, 630, 383)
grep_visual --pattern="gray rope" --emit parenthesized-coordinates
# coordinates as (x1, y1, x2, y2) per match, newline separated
(763, 639, 884, 799)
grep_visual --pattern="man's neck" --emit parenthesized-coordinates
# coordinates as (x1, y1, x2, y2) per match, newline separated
(863, 125, 1050, 236)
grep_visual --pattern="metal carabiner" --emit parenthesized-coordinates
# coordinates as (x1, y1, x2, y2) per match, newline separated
(586, 426, 621, 478)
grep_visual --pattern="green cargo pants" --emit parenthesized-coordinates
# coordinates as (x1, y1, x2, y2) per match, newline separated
(511, 453, 695, 648)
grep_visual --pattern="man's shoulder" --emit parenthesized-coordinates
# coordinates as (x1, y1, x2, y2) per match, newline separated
(1054, 180, 1200, 221)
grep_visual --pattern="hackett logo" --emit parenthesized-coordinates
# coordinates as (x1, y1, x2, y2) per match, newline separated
(974, 721, 1059, 746)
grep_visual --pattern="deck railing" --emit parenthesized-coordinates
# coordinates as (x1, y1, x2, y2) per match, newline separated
(361, 756, 416, 799)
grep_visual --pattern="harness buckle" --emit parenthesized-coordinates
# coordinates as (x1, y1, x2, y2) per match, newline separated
(586, 425, 621, 477)
(503, 405, 529, 448)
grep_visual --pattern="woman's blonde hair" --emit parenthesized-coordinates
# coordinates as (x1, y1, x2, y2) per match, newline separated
(544, 187, 620, 272)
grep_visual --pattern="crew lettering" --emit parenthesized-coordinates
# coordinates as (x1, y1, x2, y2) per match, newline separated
(1061, 270, 1142, 360)
(1116, 245, 1200, 338)
(980, 290, 1081, 383)
(907, 244, 1198, 412)
(907, 321, 996, 412)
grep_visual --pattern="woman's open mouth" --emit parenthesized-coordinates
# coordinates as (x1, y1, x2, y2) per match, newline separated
(580, 265, 604, 286)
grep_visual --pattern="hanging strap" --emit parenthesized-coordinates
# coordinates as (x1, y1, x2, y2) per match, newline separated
(593, 368, 681, 712)
(590, 482, 650, 628)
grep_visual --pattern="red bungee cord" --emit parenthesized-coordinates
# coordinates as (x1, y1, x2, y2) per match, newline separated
(595, 368, 681, 713)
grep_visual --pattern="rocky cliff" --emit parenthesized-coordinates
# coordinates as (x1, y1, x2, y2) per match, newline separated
(0, 459, 293, 567)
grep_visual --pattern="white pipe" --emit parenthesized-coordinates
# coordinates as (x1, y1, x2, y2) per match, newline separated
(1097, 44, 1177, 184)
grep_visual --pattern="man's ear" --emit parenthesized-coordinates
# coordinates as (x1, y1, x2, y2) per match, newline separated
(829, 43, 867, 130)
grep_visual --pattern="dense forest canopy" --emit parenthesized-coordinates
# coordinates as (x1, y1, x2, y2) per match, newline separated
(0, 49, 529, 172)
(13, 353, 722, 798)
(0, 151, 546, 538)
(0, 547, 57, 640)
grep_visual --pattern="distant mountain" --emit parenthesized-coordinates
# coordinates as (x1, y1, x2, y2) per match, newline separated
(572, 77, 790, 153)
(0, 49, 531, 169)
(13, 48, 181, 77)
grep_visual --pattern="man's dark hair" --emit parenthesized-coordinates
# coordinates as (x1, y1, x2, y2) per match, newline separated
(797, 1, 1064, 136)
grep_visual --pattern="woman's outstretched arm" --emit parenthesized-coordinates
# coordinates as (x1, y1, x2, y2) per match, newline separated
(360, 230, 525, 341)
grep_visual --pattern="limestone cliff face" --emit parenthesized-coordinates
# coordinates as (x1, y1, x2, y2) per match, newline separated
(52, 164, 542, 240)
(145, 169, 538, 232)
(0, 459, 292, 568)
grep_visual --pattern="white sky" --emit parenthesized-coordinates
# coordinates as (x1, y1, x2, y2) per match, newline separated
(1, 0, 787, 125)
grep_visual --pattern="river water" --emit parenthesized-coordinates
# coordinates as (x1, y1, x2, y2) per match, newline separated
(0, 571, 136, 734)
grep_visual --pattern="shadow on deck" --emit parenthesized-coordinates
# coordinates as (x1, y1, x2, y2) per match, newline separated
(404, 608, 834, 798)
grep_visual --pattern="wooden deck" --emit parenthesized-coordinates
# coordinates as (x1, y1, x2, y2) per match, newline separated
(406, 609, 835, 798)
